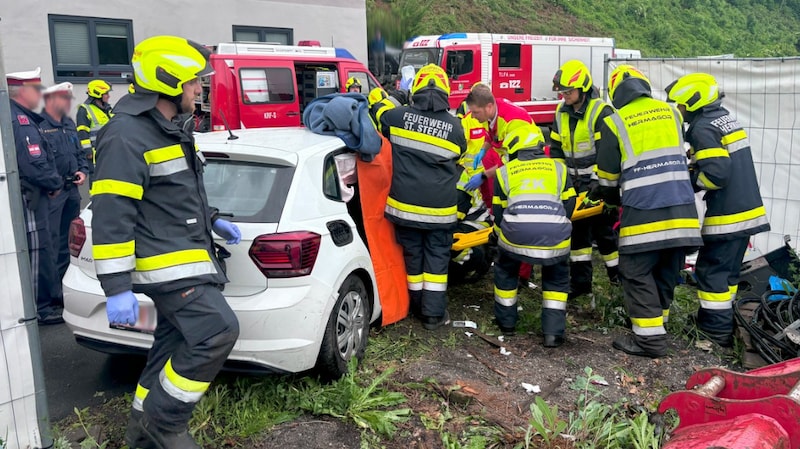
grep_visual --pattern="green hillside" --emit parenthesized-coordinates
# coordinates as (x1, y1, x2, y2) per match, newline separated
(368, 0, 800, 57)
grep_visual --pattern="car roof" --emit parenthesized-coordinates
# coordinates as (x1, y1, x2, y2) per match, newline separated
(195, 127, 346, 161)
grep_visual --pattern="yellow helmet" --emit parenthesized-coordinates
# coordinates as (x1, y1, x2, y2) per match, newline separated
(87, 80, 112, 99)
(607, 65, 650, 103)
(367, 87, 387, 106)
(345, 77, 362, 91)
(665, 73, 720, 112)
(131, 35, 213, 97)
(411, 64, 450, 96)
(504, 124, 545, 155)
(553, 60, 592, 93)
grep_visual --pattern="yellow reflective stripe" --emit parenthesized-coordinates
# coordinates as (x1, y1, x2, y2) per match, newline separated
(90, 179, 144, 200)
(543, 291, 568, 302)
(135, 384, 149, 400)
(597, 168, 620, 180)
(561, 187, 577, 201)
(386, 197, 457, 217)
(619, 219, 700, 238)
(550, 131, 562, 142)
(77, 125, 91, 133)
(494, 287, 517, 299)
(696, 172, 720, 190)
(143, 144, 184, 164)
(136, 249, 211, 271)
(602, 251, 619, 262)
(407, 274, 423, 283)
(730, 285, 739, 296)
(493, 197, 507, 207)
(165, 359, 210, 393)
(93, 240, 135, 259)
(571, 248, 592, 256)
(698, 290, 731, 302)
(391, 127, 461, 156)
(424, 273, 448, 283)
(721, 130, 747, 146)
(704, 206, 767, 226)
(694, 148, 729, 161)
(663, 309, 670, 318)
(457, 211, 466, 219)
(631, 316, 663, 328)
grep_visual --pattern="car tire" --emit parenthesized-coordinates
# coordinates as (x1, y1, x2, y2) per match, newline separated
(317, 274, 371, 379)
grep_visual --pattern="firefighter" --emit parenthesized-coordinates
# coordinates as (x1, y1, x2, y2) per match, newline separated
(492, 125, 576, 345)
(40, 82, 88, 309)
(346, 77, 362, 93)
(379, 64, 467, 330)
(595, 65, 703, 358)
(666, 73, 770, 347)
(7, 68, 64, 325)
(77, 79, 113, 176)
(91, 36, 242, 448)
(550, 60, 620, 299)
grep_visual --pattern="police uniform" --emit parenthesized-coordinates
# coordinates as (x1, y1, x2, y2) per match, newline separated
(91, 90, 238, 433)
(597, 68, 703, 357)
(686, 105, 769, 339)
(76, 97, 112, 174)
(8, 69, 64, 323)
(549, 91, 620, 295)
(380, 67, 466, 327)
(492, 126, 576, 341)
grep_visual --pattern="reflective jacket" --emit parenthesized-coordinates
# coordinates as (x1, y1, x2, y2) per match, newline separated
(685, 104, 769, 239)
(91, 93, 227, 297)
(40, 112, 80, 190)
(456, 113, 487, 214)
(493, 151, 576, 264)
(597, 96, 703, 254)
(380, 91, 466, 230)
(485, 98, 534, 152)
(549, 94, 614, 190)
(77, 100, 112, 156)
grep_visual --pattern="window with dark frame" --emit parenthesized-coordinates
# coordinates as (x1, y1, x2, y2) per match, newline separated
(233, 25, 294, 45)
(498, 43, 522, 68)
(445, 50, 475, 77)
(48, 15, 133, 83)
(240, 68, 295, 104)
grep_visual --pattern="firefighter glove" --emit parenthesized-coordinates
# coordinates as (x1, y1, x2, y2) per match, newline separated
(465, 173, 486, 191)
(213, 219, 242, 245)
(106, 290, 138, 326)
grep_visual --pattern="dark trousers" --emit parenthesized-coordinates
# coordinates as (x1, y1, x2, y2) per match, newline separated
(695, 237, 749, 335)
(619, 248, 684, 354)
(133, 284, 239, 433)
(395, 226, 453, 319)
(48, 187, 81, 304)
(494, 251, 570, 335)
(570, 210, 619, 291)
(24, 196, 57, 317)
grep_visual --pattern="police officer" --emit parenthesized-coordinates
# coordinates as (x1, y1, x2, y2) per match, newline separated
(41, 82, 89, 308)
(666, 73, 770, 347)
(91, 36, 241, 448)
(549, 61, 620, 298)
(7, 68, 64, 325)
(379, 64, 466, 330)
(595, 65, 703, 358)
(493, 125, 576, 345)
(77, 79, 113, 176)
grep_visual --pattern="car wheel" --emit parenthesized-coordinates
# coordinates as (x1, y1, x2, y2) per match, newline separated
(317, 274, 370, 379)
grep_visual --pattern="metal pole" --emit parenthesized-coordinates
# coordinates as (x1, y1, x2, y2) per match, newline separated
(603, 54, 610, 103)
(0, 23, 54, 449)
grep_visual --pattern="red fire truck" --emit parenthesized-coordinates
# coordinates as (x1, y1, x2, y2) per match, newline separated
(197, 42, 381, 131)
(398, 33, 617, 126)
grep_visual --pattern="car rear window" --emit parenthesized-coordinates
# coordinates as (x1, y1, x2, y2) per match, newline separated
(203, 160, 294, 223)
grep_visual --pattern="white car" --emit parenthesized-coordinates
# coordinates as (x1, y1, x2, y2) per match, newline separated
(63, 128, 381, 378)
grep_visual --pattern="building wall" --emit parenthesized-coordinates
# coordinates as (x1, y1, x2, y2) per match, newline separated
(1, 0, 367, 108)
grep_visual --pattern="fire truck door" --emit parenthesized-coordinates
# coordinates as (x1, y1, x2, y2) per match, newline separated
(492, 43, 532, 103)
(443, 46, 481, 109)
(237, 62, 301, 127)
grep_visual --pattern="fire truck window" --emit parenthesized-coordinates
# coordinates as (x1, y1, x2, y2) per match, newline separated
(348, 72, 377, 91)
(499, 44, 522, 68)
(445, 50, 474, 77)
(240, 68, 295, 104)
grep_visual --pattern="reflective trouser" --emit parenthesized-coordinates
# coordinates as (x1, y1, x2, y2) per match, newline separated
(24, 195, 57, 317)
(132, 284, 239, 433)
(395, 226, 452, 319)
(494, 250, 569, 335)
(695, 237, 749, 335)
(619, 248, 684, 354)
(570, 210, 619, 291)
(48, 187, 81, 305)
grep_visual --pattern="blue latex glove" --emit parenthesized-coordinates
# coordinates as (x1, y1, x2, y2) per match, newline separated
(106, 291, 138, 326)
(212, 219, 242, 244)
(465, 173, 485, 191)
(472, 147, 488, 171)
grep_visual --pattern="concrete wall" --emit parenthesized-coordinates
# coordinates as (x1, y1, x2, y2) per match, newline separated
(1, 0, 367, 109)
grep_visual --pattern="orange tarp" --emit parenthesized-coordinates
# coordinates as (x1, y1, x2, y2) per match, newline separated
(357, 137, 409, 325)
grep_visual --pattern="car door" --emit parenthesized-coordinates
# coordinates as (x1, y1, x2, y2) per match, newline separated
(237, 62, 302, 127)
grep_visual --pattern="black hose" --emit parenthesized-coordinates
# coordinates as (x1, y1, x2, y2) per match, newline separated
(736, 288, 800, 364)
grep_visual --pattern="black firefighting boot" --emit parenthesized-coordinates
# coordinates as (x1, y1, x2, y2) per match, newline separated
(127, 413, 201, 449)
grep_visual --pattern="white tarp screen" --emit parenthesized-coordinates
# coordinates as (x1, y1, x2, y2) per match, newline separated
(605, 57, 800, 252)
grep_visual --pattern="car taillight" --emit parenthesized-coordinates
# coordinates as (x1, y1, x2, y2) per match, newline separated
(69, 217, 86, 258)
(249, 232, 322, 278)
